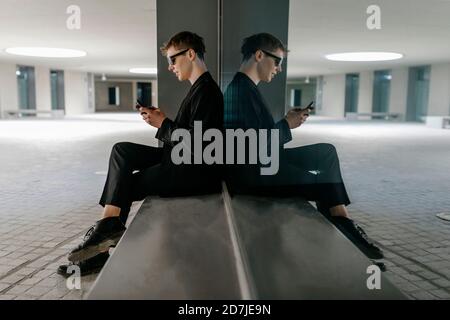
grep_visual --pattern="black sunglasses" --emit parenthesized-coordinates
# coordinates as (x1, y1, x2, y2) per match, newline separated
(167, 48, 190, 66)
(261, 49, 283, 67)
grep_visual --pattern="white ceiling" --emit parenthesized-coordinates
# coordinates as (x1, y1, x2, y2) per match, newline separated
(287, 0, 450, 77)
(0, 0, 157, 78)
(0, 0, 449, 78)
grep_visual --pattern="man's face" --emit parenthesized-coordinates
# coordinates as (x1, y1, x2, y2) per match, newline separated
(166, 46, 193, 81)
(256, 48, 284, 83)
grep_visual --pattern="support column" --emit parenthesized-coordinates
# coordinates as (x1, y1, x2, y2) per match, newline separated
(389, 67, 408, 119)
(156, 0, 219, 119)
(358, 71, 374, 114)
(221, 0, 290, 121)
(429, 63, 450, 116)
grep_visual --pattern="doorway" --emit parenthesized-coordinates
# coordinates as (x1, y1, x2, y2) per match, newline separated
(406, 66, 430, 122)
(137, 82, 152, 107)
(17, 66, 36, 110)
(345, 73, 359, 114)
(50, 70, 65, 110)
(372, 70, 391, 114)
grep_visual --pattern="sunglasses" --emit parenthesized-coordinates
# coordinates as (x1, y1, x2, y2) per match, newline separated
(261, 49, 283, 67)
(167, 48, 190, 66)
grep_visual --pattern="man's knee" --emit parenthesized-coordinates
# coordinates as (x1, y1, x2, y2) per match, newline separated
(317, 143, 337, 155)
(111, 142, 132, 155)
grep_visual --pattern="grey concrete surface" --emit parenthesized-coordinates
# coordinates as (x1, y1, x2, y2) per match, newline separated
(87, 194, 241, 300)
(0, 114, 449, 299)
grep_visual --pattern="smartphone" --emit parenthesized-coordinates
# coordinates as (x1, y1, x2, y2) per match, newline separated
(135, 100, 157, 110)
(293, 101, 314, 112)
(304, 101, 315, 110)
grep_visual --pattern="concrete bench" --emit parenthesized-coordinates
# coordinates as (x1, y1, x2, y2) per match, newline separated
(346, 112, 402, 121)
(87, 192, 241, 299)
(426, 116, 450, 129)
(86, 184, 406, 300)
(228, 194, 405, 299)
(4, 109, 65, 118)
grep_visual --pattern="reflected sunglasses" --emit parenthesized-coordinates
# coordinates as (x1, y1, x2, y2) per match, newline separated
(261, 49, 283, 67)
(167, 48, 190, 66)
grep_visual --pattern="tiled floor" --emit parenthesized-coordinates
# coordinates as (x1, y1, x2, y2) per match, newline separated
(289, 119, 450, 299)
(0, 114, 449, 299)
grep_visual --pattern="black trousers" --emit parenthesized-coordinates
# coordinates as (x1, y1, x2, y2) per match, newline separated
(228, 143, 351, 216)
(99, 142, 164, 224)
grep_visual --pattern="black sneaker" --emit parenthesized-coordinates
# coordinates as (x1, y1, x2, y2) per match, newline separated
(68, 217, 126, 263)
(57, 252, 110, 278)
(331, 216, 384, 260)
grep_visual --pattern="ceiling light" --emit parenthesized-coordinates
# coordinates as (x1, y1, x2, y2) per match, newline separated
(5, 47, 87, 58)
(129, 68, 157, 75)
(325, 52, 403, 62)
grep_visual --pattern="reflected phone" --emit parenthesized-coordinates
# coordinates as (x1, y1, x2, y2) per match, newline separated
(293, 101, 314, 112)
(304, 101, 315, 110)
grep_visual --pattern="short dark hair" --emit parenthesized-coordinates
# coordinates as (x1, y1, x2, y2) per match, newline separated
(160, 31, 206, 60)
(241, 33, 286, 62)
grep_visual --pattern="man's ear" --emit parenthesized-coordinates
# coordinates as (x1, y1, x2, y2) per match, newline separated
(188, 49, 196, 61)
(254, 50, 263, 62)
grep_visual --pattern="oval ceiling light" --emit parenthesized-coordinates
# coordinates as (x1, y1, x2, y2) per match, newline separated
(129, 67, 157, 75)
(325, 52, 403, 62)
(5, 47, 87, 58)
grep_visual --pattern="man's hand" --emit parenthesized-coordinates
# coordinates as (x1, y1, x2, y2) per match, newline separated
(140, 107, 166, 128)
(285, 107, 311, 129)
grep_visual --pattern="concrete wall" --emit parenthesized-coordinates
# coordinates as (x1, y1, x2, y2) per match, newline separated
(222, 0, 290, 121)
(157, 0, 219, 120)
(286, 82, 316, 108)
(64, 71, 91, 115)
(321, 74, 345, 118)
(429, 63, 450, 116)
(35, 66, 51, 112)
(357, 71, 374, 114)
(389, 67, 408, 118)
(0, 63, 18, 116)
(95, 81, 133, 112)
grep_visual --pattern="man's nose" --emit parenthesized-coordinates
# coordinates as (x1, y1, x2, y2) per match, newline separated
(168, 64, 174, 72)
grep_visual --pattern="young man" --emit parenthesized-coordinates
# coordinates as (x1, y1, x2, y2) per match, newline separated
(58, 31, 223, 276)
(223, 33, 383, 260)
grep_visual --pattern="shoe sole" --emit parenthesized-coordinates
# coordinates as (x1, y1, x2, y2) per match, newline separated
(67, 232, 124, 262)
(57, 265, 104, 278)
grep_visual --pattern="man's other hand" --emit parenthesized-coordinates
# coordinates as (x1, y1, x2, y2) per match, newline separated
(140, 107, 166, 128)
(285, 107, 311, 129)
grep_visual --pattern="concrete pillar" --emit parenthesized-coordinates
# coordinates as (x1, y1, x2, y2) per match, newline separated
(35, 66, 51, 112)
(151, 79, 158, 107)
(428, 63, 450, 116)
(221, 0, 290, 121)
(0, 63, 18, 117)
(64, 71, 90, 115)
(358, 71, 374, 114)
(321, 74, 345, 118)
(389, 67, 408, 120)
(156, 0, 219, 119)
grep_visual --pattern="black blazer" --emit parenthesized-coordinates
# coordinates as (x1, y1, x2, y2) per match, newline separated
(223, 72, 291, 192)
(155, 71, 224, 196)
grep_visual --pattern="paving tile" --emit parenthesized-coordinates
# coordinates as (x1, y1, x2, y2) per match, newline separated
(1, 118, 449, 299)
